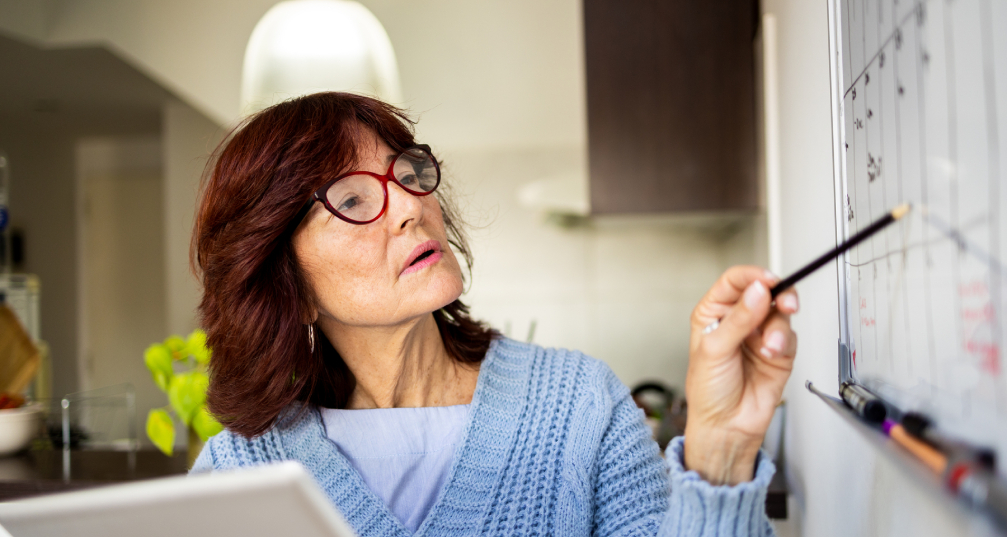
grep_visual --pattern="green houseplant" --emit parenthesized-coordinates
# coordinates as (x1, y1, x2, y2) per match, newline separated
(143, 329, 223, 464)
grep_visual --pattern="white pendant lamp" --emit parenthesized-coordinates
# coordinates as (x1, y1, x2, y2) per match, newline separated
(241, 0, 402, 113)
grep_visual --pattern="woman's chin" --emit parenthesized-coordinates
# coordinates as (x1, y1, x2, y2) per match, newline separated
(324, 266, 465, 328)
(363, 273, 464, 326)
(425, 271, 465, 309)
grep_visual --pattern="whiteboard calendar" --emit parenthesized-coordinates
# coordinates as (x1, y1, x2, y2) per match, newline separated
(831, 0, 1007, 458)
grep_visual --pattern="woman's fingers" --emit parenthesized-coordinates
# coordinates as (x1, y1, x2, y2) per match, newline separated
(774, 287, 800, 315)
(745, 311, 798, 359)
(703, 280, 773, 358)
(692, 266, 779, 330)
(757, 288, 799, 358)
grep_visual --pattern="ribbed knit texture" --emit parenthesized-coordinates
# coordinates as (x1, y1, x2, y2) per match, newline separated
(192, 338, 776, 536)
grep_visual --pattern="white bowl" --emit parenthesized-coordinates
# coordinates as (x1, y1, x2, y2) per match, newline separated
(0, 403, 43, 456)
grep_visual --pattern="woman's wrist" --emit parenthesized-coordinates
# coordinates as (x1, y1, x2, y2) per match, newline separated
(682, 425, 763, 486)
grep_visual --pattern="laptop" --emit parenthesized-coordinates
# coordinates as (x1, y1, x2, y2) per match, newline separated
(0, 461, 357, 537)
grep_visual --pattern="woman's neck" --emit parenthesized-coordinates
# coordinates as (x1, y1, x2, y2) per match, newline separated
(318, 312, 479, 409)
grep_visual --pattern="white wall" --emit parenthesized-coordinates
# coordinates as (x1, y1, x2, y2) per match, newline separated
(0, 0, 51, 43)
(766, 0, 988, 535)
(162, 100, 223, 336)
(77, 137, 166, 440)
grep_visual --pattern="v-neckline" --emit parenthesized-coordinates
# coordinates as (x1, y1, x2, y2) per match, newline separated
(276, 338, 535, 537)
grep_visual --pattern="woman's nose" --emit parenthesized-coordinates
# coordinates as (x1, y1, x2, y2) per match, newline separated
(385, 180, 423, 231)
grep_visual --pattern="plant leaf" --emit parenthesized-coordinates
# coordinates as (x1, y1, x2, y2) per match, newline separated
(191, 404, 224, 442)
(187, 329, 211, 365)
(143, 344, 173, 392)
(146, 408, 175, 456)
(164, 335, 188, 360)
(168, 371, 208, 427)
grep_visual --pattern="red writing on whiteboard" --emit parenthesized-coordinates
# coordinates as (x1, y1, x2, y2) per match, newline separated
(861, 317, 876, 327)
(962, 304, 995, 322)
(959, 278, 998, 375)
(966, 340, 1001, 376)
(959, 281, 989, 297)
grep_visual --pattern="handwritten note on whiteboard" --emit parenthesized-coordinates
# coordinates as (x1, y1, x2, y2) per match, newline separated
(834, 0, 1007, 457)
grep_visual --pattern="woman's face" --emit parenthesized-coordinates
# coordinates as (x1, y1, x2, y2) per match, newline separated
(292, 132, 464, 329)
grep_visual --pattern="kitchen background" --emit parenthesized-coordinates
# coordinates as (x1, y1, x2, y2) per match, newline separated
(9, 1, 959, 536)
(0, 0, 767, 446)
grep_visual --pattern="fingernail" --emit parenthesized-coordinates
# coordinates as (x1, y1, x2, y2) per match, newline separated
(744, 281, 767, 309)
(764, 270, 780, 284)
(765, 331, 786, 353)
(780, 294, 799, 312)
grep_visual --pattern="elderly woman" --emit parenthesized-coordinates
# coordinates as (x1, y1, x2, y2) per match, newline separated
(191, 92, 799, 537)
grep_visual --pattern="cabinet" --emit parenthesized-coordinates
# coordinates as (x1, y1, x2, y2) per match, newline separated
(584, 0, 760, 214)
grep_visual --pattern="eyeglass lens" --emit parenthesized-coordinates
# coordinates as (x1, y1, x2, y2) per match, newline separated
(324, 147, 439, 223)
(393, 148, 439, 194)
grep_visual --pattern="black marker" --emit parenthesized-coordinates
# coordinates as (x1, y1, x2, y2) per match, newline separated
(839, 382, 887, 423)
(902, 412, 997, 469)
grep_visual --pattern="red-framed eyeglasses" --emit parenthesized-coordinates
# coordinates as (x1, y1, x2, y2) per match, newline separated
(294, 144, 441, 227)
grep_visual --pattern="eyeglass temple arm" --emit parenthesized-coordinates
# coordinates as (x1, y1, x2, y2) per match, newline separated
(289, 196, 318, 233)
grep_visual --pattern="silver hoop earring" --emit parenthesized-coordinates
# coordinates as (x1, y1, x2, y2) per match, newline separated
(307, 324, 315, 354)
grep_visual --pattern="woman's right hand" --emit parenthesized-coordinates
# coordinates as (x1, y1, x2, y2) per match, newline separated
(682, 265, 799, 486)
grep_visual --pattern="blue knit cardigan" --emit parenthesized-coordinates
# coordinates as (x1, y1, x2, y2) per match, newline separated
(192, 338, 776, 537)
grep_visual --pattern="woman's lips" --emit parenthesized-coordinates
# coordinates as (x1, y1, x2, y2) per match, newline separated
(401, 240, 443, 276)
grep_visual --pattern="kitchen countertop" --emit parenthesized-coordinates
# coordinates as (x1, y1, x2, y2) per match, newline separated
(0, 449, 189, 502)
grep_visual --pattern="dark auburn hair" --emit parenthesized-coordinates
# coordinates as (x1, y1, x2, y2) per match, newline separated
(193, 92, 498, 438)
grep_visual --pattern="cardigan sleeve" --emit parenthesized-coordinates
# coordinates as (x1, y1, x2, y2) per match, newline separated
(589, 364, 776, 537)
(591, 368, 672, 537)
(660, 437, 776, 536)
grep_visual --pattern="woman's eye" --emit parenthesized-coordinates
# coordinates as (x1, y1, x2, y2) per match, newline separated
(399, 173, 418, 186)
(336, 196, 359, 212)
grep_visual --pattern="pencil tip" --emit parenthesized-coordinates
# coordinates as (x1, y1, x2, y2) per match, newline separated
(891, 203, 911, 220)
